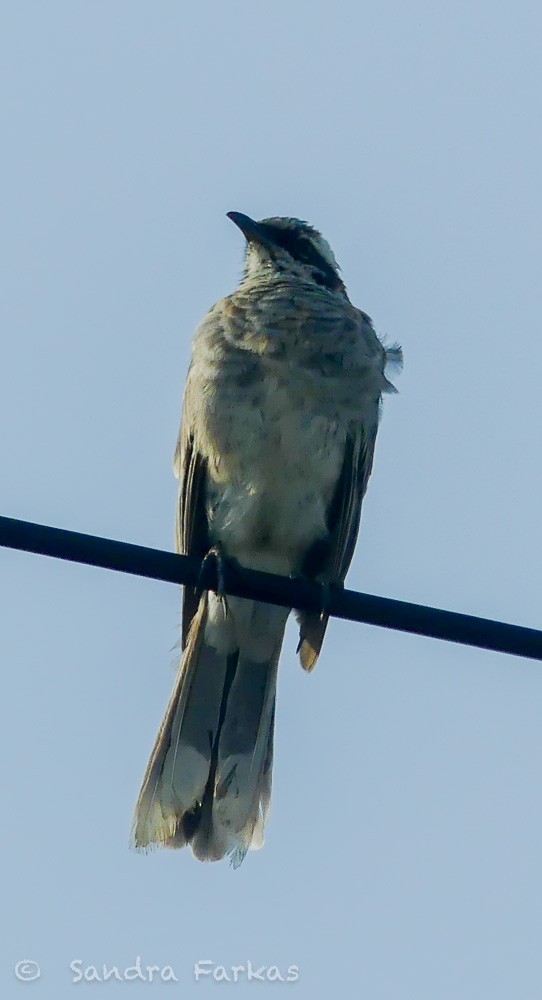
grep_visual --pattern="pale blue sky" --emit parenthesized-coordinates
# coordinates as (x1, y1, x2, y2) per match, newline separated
(2, 1, 542, 997)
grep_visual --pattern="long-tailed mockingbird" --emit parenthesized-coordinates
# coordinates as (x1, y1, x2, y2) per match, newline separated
(132, 212, 402, 865)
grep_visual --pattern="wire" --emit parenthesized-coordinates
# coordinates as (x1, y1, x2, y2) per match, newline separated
(1, 514, 541, 662)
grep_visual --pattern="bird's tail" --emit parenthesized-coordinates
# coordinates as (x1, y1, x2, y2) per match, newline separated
(132, 591, 288, 866)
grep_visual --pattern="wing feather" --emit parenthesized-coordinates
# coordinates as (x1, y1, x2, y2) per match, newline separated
(296, 407, 380, 670)
(173, 386, 210, 649)
(296, 306, 401, 670)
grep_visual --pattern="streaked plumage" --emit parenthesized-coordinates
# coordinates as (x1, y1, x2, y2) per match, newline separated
(132, 212, 402, 865)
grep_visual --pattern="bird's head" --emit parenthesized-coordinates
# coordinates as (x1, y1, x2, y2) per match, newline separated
(227, 212, 346, 295)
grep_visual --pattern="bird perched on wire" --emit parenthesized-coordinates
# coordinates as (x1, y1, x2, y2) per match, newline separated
(132, 212, 402, 866)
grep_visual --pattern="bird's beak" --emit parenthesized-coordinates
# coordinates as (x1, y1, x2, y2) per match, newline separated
(226, 211, 271, 246)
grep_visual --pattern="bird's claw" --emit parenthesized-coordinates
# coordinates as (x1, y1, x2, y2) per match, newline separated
(196, 545, 227, 598)
(320, 581, 332, 619)
(320, 581, 342, 619)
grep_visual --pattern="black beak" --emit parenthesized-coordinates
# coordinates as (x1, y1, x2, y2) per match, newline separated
(226, 211, 271, 246)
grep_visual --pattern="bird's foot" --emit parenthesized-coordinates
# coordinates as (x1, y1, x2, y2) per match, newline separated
(196, 544, 228, 598)
(319, 580, 343, 619)
(320, 581, 332, 619)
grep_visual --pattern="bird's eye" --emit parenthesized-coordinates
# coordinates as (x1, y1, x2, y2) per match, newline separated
(262, 227, 341, 291)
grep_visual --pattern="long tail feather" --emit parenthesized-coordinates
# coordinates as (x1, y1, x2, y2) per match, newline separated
(132, 593, 288, 864)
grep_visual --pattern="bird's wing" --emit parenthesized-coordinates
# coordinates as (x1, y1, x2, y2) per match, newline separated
(295, 301, 401, 671)
(327, 420, 377, 582)
(173, 379, 210, 649)
(296, 417, 377, 671)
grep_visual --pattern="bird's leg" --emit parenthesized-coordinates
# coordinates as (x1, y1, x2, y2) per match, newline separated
(319, 580, 343, 619)
(320, 581, 332, 620)
(196, 544, 228, 598)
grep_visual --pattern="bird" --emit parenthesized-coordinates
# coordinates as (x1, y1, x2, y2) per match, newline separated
(132, 211, 402, 866)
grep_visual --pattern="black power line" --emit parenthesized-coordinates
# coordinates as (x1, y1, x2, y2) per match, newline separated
(1, 514, 541, 662)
